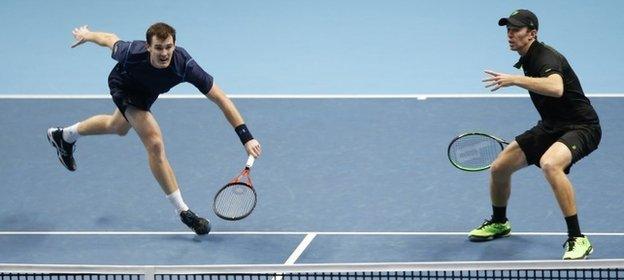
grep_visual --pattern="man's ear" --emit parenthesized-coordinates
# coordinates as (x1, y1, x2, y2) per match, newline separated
(530, 29, 538, 40)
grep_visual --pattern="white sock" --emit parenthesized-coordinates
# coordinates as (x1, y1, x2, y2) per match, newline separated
(62, 122, 82, 143)
(166, 190, 189, 214)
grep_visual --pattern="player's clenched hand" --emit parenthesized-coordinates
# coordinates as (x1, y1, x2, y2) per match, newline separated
(245, 139, 262, 158)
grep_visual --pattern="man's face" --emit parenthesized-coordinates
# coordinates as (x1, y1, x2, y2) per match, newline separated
(506, 26, 535, 52)
(147, 35, 175, 69)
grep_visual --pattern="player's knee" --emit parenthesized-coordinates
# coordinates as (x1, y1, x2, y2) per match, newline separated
(145, 137, 165, 157)
(490, 160, 510, 176)
(540, 157, 562, 174)
(116, 126, 130, 136)
(108, 120, 130, 136)
(112, 125, 130, 136)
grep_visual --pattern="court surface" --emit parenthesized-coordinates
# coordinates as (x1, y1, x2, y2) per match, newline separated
(1, 96, 623, 265)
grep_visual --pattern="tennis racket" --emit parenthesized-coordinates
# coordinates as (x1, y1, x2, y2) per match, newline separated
(213, 155, 257, 221)
(447, 132, 509, 171)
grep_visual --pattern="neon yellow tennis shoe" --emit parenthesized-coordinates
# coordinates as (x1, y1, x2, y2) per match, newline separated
(469, 219, 511, 241)
(563, 236, 593, 260)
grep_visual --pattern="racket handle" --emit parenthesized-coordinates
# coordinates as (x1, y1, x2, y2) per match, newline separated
(246, 154, 255, 168)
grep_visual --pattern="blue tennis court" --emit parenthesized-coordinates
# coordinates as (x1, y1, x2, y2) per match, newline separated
(1, 96, 623, 265)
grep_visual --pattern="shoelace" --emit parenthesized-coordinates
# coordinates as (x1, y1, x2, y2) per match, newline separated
(59, 141, 77, 156)
(477, 219, 494, 229)
(188, 215, 206, 229)
(563, 238, 576, 252)
(182, 211, 202, 226)
(182, 211, 194, 221)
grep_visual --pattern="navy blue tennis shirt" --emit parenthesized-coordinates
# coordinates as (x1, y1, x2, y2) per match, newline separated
(109, 40, 214, 95)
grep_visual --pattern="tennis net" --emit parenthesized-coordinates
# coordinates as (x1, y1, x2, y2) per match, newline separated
(2, 259, 623, 280)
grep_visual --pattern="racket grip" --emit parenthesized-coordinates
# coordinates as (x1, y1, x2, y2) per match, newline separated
(246, 154, 255, 168)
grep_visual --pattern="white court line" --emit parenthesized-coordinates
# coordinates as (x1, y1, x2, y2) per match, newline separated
(1, 93, 624, 99)
(1, 231, 623, 236)
(284, 233, 317, 265)
(270, 233, 318, 280)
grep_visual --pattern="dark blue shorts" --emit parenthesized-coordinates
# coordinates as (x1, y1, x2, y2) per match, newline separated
(515, 121, 602, 174)
(108, 69, 159, 119)
(110, 87, 158, 118)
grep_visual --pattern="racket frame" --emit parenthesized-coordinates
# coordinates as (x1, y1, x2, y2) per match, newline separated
(447, 132, 509, 172)
(213, 181, 257, 221)
(213, 164, 257, 221)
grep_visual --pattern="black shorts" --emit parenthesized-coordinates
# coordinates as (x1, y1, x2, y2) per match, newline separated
(110, 87, 159, 118)
(515, 121, 601, 174)
(108, 66, 159, 119)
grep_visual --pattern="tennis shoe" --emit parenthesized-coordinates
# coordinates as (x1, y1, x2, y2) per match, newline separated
(563, 236, 593, 260)
(47, 127, 77, 171)
(469, 219, 511, 241)
(180, 210, 210, 235)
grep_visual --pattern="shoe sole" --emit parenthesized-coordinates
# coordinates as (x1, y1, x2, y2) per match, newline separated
(469, 232, 511, 242)
(47, 128, 75, 171)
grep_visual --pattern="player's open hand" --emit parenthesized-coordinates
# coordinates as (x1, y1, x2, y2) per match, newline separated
(71, 25, 91, 48)
(245, 139, 262, 158)
(483, 70, 517, 92)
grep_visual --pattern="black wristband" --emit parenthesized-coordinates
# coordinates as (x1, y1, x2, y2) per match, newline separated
(235, 124, 254, 144)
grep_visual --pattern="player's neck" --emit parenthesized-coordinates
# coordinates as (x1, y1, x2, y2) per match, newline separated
(517, 39, 536, 56)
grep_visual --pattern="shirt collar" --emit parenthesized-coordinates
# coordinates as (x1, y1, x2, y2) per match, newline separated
(514, 40, 540, 69)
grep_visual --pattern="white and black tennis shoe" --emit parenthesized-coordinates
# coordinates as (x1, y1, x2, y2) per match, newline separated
(46, 127, 77, 171)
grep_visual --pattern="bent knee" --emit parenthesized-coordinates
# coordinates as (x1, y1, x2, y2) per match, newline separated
(108, 120, 130, 136)
(115, 126, 130, 136)
(539, 158, 565, 174)
(490, 159, 512, 176)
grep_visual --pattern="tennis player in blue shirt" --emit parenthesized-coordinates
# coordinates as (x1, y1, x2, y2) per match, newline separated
(47, 23, 262, 235)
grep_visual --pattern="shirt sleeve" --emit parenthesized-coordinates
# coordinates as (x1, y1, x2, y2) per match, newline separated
(184, 59, 214, 94)
(536, 51, 563, 78)
(111, 41, 132, 63)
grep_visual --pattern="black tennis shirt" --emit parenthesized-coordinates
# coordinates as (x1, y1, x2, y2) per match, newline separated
(514, 41, 599, 126)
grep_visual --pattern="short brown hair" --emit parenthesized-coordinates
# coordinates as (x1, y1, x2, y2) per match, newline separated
(146, 22, 176, 45)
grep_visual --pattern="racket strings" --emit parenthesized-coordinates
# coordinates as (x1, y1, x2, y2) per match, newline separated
(214, 183, 256, 219)
(450, 135, 502, 169)
(221, 188, 250, 215)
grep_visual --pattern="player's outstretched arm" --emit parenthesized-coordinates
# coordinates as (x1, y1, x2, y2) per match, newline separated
(71, 25, 119, 50)
(483, 70, 563, 97)
(206, 83, 262, 157)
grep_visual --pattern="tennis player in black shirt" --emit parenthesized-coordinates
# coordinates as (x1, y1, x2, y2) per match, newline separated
(470, 10, 601, 260)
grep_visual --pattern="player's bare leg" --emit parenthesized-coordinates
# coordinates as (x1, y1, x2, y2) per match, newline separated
(124, 106, 210, 235)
